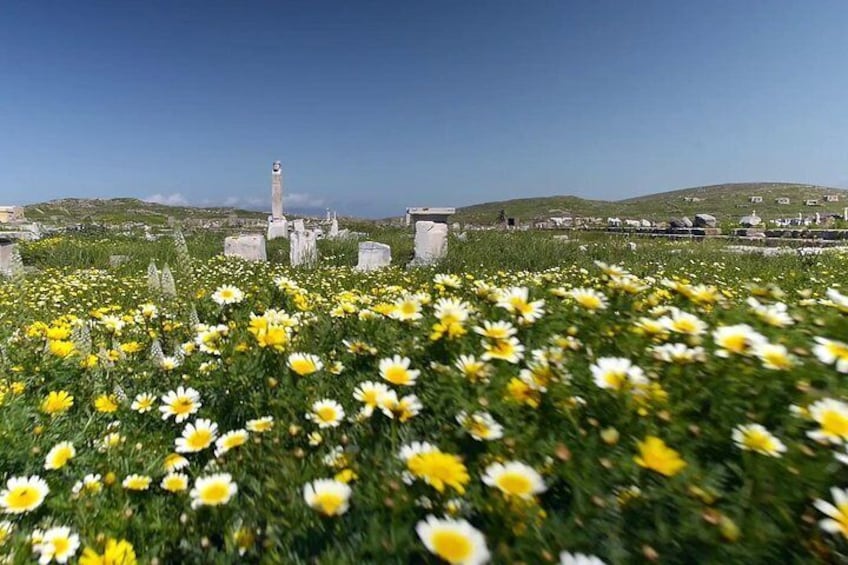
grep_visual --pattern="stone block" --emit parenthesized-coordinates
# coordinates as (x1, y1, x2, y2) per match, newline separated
(224, 235, 267, 262)
(267, 217, 288, 240)
(411, 221, 448, 265)
(694, 213, 717, 228)
(356, 241, 391, 271)
(290, 230, 318, 268)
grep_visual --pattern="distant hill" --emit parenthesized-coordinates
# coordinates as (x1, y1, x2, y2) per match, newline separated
(454, 183, 848, 224)
(24, 198, 268, 226)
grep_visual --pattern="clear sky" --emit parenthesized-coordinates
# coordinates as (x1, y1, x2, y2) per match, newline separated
(2, 1, 848, 217)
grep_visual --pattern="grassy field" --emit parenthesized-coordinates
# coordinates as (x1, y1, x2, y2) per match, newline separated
(0, 230, 847, 563)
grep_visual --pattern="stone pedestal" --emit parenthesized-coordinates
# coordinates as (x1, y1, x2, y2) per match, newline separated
(411, 221, 448, 266)
(267, 217, 288, 240)
(224, 235, 267, 262)
(292, 219, 305, 233)
(290, 230, 318, 267)
(356, 241, 391, 271)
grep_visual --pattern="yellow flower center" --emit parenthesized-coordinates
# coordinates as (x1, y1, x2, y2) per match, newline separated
(431, 530, 473, 563)
(173, 398, 194, 415)
(291, 360, 316, 375)
(314, 492, 344, 515)
(187, 430, 213, 450)
(316, 407, 339, 423)
(384, 367, 410, 385)
(8, 487, 38, 510)
(742, 431, 772, 452)
(821, 410, 848, 437)
(199, 483, 230, 505)
(495, 472, 533, 496)
(53, 537, 70, 556)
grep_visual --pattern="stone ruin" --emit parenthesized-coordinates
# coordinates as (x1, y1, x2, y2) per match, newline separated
(290, 230, 318, 268)
(356, 241, 392, 271)
(406, 207, 454, 266)
(224, 234, 267, 262)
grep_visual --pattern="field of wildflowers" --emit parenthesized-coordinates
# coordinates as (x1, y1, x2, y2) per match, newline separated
(0, 230, 847, 563)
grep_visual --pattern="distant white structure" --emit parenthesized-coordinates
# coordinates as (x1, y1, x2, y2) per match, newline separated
(0, 207, 25, 223)
(405, 207, 456, 226)
(825, 194, 840, 202)
(749, 196, 763, 204)
(775, 197, 790, 205)
(805, 199, 819, 206)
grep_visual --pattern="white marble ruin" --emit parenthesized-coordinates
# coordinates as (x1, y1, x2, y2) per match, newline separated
(356, 241, 391, 271)
(0, 240, 14, 276)
(267, 161, 288, 240)
(224, 235, 267, 262)
(290, 230, 318, 267)
(292, 218, 305, 233)
(412, 221, 449, 265)
(405, 207, 456, 227)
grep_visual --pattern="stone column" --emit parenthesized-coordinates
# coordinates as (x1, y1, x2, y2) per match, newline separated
(267, 160, 288, 240)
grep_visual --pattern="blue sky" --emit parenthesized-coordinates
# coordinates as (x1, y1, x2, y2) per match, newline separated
(2, 1, 848, 217)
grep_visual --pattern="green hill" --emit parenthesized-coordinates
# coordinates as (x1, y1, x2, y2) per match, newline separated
(454, 183, 848, 224)
(24, 198, 267, 226)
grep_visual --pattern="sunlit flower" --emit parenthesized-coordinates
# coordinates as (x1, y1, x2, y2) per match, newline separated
(634, 436, 686, 477)
(307, 399, 345, 428)
(808, 398, 848, 444)
(246, 416, 274, 433)
(481, 336, 525, 364)
(353, 381, 391, 416)
(303, 479, 352, 516)
(161, 472, 189, 493)
(130, 392, 156, 413)
(732, 424, 786, 457)
(379, 355, 420, 386)
(660, 308, 707, 336)
(78, 538, 137, 565)
(163, 453, 190, 472)
(122, 474, 151, 491)
(813, 337, 848, 373)
(379, 391, 422, 422)
(416, 515, 489, 565)
(41, 390, 74, 415)
(815, 487, 848, 539)
(746, 297, 793, 327)
(190, 473, 238, 508)
(753, 342, 795, 370)
(650, 343, 705, 364)
(568, 287, 608, 312)
(712, 324, 766, 357)
(288, 352, 324, 376)
(44, 441, 76, 470)
(454, 355, 493, 383)
(390, 295, 423, 321)
(212, 285, 244, 305)
(473, 320, 517, 340)
(0, 475, 49, 514)
(215, 429, 249, 457)
(456, 411, 503, 441)
(159, 386, 201, 423)
(33, 526, 79, 564)
(94, 394, 119, 413)
(407, 449, 470, 494)
(175, 418, 219, 453)
(482, 461, 546, 499)
(590, 357, 647, 391)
